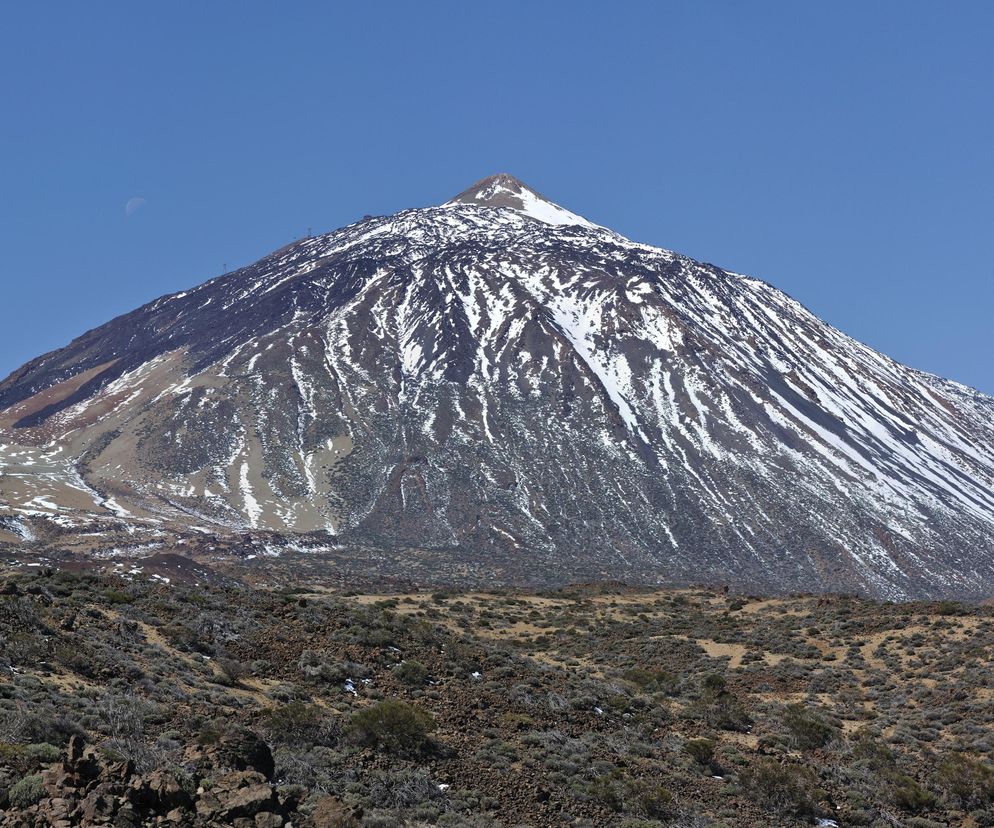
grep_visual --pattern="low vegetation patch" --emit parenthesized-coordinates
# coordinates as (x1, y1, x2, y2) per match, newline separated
(1, 569, 993, 825)
(347, 699, 436, 755)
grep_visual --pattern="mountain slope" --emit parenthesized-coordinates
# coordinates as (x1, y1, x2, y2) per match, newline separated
(2, 174, 993, 598)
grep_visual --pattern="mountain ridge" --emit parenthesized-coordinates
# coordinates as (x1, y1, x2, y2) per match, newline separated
(1, 176, 993, 599)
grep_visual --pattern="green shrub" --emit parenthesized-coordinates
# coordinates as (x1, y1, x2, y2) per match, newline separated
(702, 673, 727, 693)
(936, 754, 994, 808)
(104, 590, 134, 605)
(587, 769, 674, 818)
(347, 700, 436, 755)
(739, 759, 818, 815)
(0, 711, 83, 748)
(631, 779, 674, 818)
(587, 770, 625, 811)
(933, 601, 962, 616)
(395, 660, 429, 686)
(8, 774, 45, 808)
(24, 743, 60, 763)
(215, 657, 249, 686)
(781, 703, 840, 750)
(0, 742, 60, 766)
(889, 772, 937, 813)
(260, 702, 327, 747)
(685, 738, 716, 767)
(689, 681, 752, 732)
(499, 712, 535, 730)
(849, 732, 897, 770)
(621, 668, 677, 695)
(162, 623, 209, 654)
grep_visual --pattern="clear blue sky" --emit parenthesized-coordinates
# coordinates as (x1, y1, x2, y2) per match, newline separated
(2, 2, 993, 393)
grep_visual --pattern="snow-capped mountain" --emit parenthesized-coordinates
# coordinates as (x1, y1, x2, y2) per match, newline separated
(2, 174, 993, 598)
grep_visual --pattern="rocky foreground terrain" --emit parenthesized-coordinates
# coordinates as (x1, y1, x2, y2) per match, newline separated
(2, 569, 994, 826)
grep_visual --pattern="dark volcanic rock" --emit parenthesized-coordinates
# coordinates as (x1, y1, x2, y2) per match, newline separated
(1, 737, 292, 828)
(187, 727, 275, 781)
